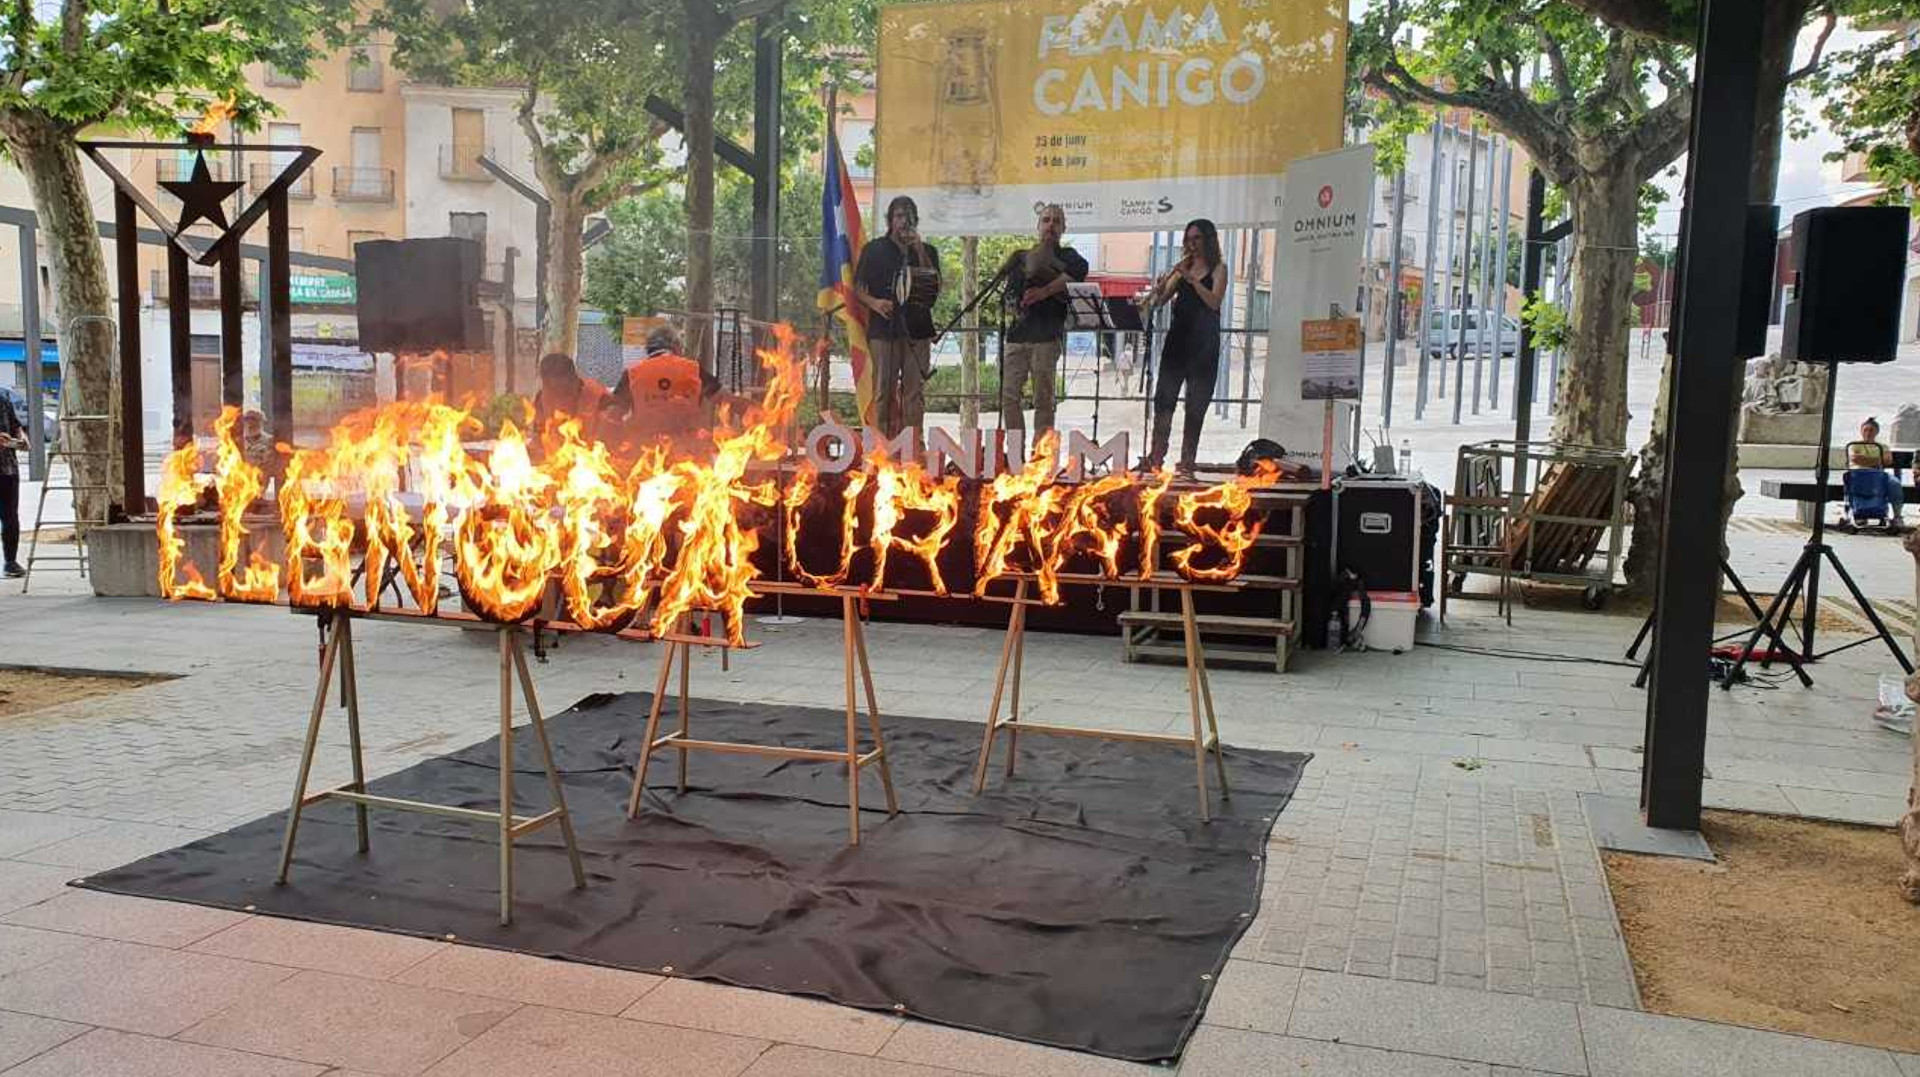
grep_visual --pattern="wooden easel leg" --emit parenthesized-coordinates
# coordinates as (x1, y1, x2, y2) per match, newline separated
(1190, 598, 1230, 799)
(848, 596, 898, 816)
(842, 600, 862, 844)
(676, 631, 691, 793)
(277, 611, 345, 884)
(338, 617, 370, 853)
(1003, 599, 1027, 778)
(1179, 589, 1212, 822)
(626, 640, 678, 818)
(497, 628, 516, 926)
(973, 580, 1026, 794)
(511, 632, 587, 890)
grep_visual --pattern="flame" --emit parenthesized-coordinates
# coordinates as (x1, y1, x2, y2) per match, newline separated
(1169, 462, 1281, 582)
(279, 428, 359, 609)
(972, 432, 1072, 602)
(154, 320, 1275, 628)
(189, 95, 237, 137)
(454, 420, 560, 622)
(1044, 472, 1133, 582)
(650, 326, 805, 643)
(1135, 470, 1173, 580)
(156, 440, 216, 601)
(867, 455, 962, 595)
(362, 402, 473, 614)
(211, 406, 280, 602)
(783, 464, 867, 589)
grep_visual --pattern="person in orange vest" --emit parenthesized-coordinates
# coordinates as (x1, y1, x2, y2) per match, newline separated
(532, 352, 610, 457)
(607, 327, 722, 460)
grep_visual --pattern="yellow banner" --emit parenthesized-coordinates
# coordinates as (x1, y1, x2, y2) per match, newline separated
(876, 0, 1346, 232)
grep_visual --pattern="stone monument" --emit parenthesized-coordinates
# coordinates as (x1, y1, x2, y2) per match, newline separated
(1737, 353, 1830, 468)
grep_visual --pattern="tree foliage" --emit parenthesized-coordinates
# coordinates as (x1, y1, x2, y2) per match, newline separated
(1810, 2, 1920, 198)
(0, 0, 358, 136)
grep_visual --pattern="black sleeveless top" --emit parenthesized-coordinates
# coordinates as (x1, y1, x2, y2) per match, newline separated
(1169, 267, 1221, 339)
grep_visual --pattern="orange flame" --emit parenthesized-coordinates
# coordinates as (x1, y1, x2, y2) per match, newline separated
(1135, 470, 1173, 580)
(783, 464, 866, 589)
(361, 402, 472, 614)
(972, 432, 1072, 602)
(1169, 462, 1281, 582)
(454, 420, 559, 622)
(211, 406, 280, 602)
(156, 440, 215, 601)
(650, 326, 805, 643)
(867, 455, 962, 595)
(1044, 472, 1133, 582)
(189, 95, 237, 137)
(279, 430, 359, 609)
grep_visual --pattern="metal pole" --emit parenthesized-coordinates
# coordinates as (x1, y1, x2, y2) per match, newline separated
(1437, 122, 1462, 403)
(267, 189, 294, 441)
(1512, 170, 1546, 497)
(219, 244, 243, 410)
(1490, 138, 1514, 410)
(1357, 184, 1376, 426)
(168, 243, 191, 440)
(114, 190, 145, 513)
(750, 14, 783, 327)
(1471, 135, 1498, 415)
(1450, 127, 1479, 423)
(1382, 164, 1407, 431)
(1215, 228, 1234, 419)
(1416, 118, 1443, 420)
(1239, 228, 1262, 428)
(17, 224, 44, 479)
(1644, 0, 1765, 831)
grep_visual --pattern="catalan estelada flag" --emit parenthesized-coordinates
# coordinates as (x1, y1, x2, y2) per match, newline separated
(819, 125, 874, 426)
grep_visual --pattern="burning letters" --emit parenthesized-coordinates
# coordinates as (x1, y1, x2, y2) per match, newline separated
(157, 329, 1277, 639)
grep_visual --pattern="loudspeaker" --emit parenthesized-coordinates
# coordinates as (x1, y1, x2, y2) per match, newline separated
(1665, 203, 1779, 360)
(1736, 204, 1778, 358)
(354, 237, 485, 352)
(1781, 205, 1910, 364)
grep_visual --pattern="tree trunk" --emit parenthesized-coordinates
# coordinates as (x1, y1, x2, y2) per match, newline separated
(682, 0, 721, 372)
(543, 194, 587, 357)
(1550, 168, 1639, 448)
(960, 235, 979, 430)
(1903, 529, 1920, 903)
(1623, 3, 1808, 590)
(4, 112, 118, 522)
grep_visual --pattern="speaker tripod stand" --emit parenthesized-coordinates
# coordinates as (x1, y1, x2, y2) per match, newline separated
(1724, 360, 1913, 688)
(1625, 558, 1809, 689)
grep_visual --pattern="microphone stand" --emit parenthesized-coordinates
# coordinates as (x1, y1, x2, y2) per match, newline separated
(932, 255, 1016, 346)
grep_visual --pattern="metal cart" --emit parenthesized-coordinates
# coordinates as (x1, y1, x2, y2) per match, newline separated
(1443, 439, 1631, 612)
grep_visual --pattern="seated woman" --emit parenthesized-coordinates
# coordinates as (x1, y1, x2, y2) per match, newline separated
(1845, 416, 1905, 528)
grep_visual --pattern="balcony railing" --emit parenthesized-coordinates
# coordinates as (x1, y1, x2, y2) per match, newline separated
(248, 162, 314, 199)
(333, 166, 395, 203)
(439, 142, 494, 181)
(156, 157, 227, 184)
(149, 268, 223, 304)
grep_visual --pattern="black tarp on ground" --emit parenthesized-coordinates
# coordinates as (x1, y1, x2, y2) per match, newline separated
(78, 693, 1309, 1062)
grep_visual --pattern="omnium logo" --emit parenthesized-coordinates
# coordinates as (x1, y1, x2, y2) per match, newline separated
(1317, 184, 1334, 209)
(1293, 210, 1357, 237)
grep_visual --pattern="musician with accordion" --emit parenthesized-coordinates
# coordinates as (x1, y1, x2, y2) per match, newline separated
(855, 195, 942, 439)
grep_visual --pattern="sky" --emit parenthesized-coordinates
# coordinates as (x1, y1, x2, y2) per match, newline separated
(1640, 20, 1882, 241)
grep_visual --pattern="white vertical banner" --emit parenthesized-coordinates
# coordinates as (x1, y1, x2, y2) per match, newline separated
(1260, 144, 1377, 462)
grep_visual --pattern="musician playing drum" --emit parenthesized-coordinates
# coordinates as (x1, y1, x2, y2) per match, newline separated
(855, 195, 941, 439)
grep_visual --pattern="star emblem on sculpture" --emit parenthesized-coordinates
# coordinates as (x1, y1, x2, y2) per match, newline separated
(159, 152, 244, 234)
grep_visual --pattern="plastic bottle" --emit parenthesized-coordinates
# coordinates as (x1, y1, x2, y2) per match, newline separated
(1398, 439, 1413, 476)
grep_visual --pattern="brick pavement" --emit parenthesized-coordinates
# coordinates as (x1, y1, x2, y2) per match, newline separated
(0, 571, 1915, 1073)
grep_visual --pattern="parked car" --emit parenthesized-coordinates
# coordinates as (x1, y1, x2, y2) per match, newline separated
(1424, 309, 1521, 360)
(0, 386, 58, 451)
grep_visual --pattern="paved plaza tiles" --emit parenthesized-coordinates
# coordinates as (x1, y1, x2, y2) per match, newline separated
(0, 569, 1914, 1075)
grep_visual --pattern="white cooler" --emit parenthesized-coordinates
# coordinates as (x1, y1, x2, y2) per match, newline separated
(1347, 591, 1420, 653)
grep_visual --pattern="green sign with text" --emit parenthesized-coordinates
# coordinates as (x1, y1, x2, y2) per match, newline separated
(289, 274, 356, 305)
